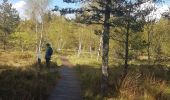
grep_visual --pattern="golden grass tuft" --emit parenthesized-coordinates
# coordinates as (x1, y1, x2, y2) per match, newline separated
(76, 63, 170, 100)
(0, 51, 60, 100)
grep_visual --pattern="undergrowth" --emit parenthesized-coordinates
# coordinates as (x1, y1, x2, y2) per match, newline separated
(70, 55, 170, 100)
(0, 51, 60, 100)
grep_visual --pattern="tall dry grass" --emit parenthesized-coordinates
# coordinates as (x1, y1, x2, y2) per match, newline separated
(116, 72, 167, 100)
(76, 64, 170, 100)
(0, 51, 59, 100)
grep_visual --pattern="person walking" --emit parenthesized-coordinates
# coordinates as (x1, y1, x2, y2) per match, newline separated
(45, 43, 53, 67)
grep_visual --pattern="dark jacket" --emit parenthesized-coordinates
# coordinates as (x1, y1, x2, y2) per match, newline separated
(45, 47, 53, 59)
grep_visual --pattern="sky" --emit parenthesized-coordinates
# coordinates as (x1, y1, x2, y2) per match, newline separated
(9, 0, 81, 19)
(0, 0, 170, 19)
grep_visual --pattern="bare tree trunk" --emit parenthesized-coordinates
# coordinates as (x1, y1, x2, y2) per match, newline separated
(147, 24, 154, 65)
(124, 22, 130, 76)
(89, 43, 92, 58)
(147, 30, 151, 64)
(21, 41, 24, 52)
(97, 36, 102, 61)
(78, 39, 82, 57)
(38, 20, 44, 65)
(35, 21, 41, 65)
(89, 27, 93, 58)
(3, 33, 7, 50)
(101, 0, 111, 96)
(36, 21, 38, 53)
(39, 20, 43, 52)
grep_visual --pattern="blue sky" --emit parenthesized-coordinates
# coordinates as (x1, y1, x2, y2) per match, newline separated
(8, 0, 81, 19)
(0, 0, 169, 19)
(164, 0, 170, 5)
(50, 0, 81, 9)
(5, 0, 170, 8)
(10, 0, 170, 6)
(10, 0, 80, 9)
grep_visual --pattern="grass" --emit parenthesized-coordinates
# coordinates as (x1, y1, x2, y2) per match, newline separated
(2, 49, 170, 100)
(67, 53, 101, 66)
(67, 53, 170, 100)
(0, 51, 60, 100)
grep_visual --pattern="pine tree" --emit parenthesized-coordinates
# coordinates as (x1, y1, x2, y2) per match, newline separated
(0, 0, 20, 50)
(52, 0, 161, 96)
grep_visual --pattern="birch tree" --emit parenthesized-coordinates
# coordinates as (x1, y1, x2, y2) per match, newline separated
(26, 0, 50, 63)
(53, 0, 124, 95)
(53, 0, 160, 96)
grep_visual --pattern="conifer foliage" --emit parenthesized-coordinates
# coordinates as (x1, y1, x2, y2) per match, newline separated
(52, 0, 163, 96)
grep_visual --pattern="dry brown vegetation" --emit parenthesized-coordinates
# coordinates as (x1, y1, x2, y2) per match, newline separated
(67, 54, 170, 100)
(0, 51, 59, 100)
(76, 64, 170, 100)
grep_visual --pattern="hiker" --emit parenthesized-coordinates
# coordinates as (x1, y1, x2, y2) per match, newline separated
(45, 43, 53, 67)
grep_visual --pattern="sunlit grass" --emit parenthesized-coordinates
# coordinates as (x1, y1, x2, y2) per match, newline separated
(67, 53, 101, 67)
(69, 54, 170, 100)
(0, 51, 60, 100)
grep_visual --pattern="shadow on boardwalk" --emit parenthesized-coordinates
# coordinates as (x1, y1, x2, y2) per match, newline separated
(48, 56, 82, 100)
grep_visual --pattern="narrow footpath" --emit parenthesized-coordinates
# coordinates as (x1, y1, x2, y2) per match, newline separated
(48, 56, 82, 100)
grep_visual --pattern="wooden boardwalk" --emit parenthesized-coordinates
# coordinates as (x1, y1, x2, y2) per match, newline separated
(48, 57, 82, 100)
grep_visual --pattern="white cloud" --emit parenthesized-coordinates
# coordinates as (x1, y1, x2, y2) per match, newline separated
(147, 4, 169, 21)
(140, 1, 155, 10)
(140, 1, 170, 21)
(12, 1, 27, 19)
(65, 14, 76, 19)
(13, 1, 26, 9)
